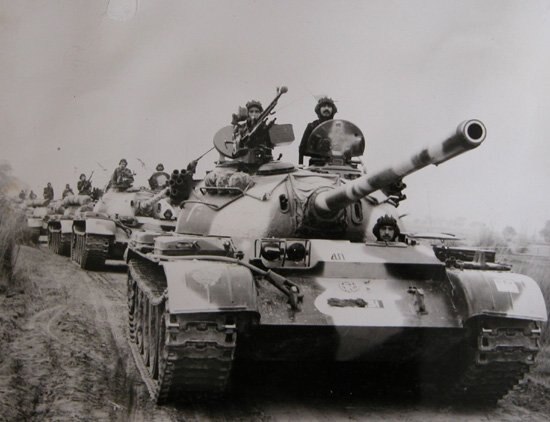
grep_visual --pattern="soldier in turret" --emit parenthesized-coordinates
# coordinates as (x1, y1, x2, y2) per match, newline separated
(234, 100, 273, 152)
(43, 182, 54, 201)
(373, 215, 400, 242)
(108, 159, 134, 189)
(148, 163, 170, 191)
(299, 96, 338, 165)
(77, 173, 92, 195)
(29, 190, 37, 200)
(62, 184, 74, 198)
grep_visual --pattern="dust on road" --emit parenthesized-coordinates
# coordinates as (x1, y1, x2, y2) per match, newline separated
(0, 245, 549, 421)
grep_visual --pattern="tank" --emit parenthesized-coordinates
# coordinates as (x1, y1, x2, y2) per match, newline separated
(47, 195, 93, 256)
(70, 174, 189, 270)
(125, 97, 547, 405)
(24, 198, 50, 243)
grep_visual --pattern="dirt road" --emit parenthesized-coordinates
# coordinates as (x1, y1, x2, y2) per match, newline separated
(1, 245, 549, 421)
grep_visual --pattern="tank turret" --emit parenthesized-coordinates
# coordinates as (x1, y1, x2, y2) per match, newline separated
(126, 103, 546, 406)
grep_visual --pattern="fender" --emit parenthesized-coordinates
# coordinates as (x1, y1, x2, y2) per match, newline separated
(84, 218, 117, 236)
(60, 220, 73, 234)
(448, 269, 547, 322)
(162, 260, 258, 314)
(27, 218, 43, 228)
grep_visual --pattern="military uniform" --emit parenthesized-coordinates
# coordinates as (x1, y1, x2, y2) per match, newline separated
(43, 185, 54, 201)
(298, 97, 338, 165)
(109, 167, 134, 188)
(77, 180, 92, 195)
(62, 186, 74, 198)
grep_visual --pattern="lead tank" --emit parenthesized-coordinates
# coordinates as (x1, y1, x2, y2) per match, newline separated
(126, 93, 546, 405)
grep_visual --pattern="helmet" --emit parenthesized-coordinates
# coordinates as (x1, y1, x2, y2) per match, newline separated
(314, 97, 338, 118)
(79, 173, 86, 179)
(156, 163, 164, 171)
(246, 100, 263, 112)
(372, 215, 400, 241)
(119, 158, 128, 165)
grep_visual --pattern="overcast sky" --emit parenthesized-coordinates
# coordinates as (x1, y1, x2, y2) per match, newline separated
(2, 0, 550, 233)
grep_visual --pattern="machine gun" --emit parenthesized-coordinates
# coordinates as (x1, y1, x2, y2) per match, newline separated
(234, 86, 288, 149)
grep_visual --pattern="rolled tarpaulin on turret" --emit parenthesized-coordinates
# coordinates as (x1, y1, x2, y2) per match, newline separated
(62, 194, 92, 207)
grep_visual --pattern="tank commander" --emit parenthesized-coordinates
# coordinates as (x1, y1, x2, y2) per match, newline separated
(77, 173, 92, 195)
(299, 96, 338, 165)
(148, 163, 171, 191)
(108, 159, 134, 189)
(373, 215, 400, 242)
(233, 100, 273, 151)
(18, 190, 26, 200)
(62, 184, 74, 198)
(43, 182, 54, 201)
(29, 190, 37, 200)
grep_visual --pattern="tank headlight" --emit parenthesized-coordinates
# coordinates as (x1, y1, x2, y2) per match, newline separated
(260, 243, 282, 261)
(286, 242, 306, 261)
(163, 209, 173, 220)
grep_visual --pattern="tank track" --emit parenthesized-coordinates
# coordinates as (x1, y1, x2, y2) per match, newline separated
(28, 227, 41, 244)
(48, 229, 71, 256)
(128, 258, 237, 404)
(442, 321, 541, 406)
(71, 232, 109, 270)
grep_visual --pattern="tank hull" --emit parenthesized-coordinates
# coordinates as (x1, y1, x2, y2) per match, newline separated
(126, 236, 546, 405)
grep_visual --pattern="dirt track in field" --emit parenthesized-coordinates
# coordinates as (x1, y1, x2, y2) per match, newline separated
(1, 245, 550, 421)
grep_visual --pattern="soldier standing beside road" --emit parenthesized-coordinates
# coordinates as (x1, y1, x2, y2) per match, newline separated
(77, 173, 92, 195)
(298, 97, 338, 165)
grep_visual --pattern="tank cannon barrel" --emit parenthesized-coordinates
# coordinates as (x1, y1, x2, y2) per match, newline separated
(137, 188, 169, 211)
(313, 119, 486, 214)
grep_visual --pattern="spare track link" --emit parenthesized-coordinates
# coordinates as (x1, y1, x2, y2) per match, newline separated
(445, 322, 541, 405)
(72, 232, 109, 270)
(128, 259, 237, 404)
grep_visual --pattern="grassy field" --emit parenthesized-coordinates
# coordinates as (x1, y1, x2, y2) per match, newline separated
(497, 253, 550, 385)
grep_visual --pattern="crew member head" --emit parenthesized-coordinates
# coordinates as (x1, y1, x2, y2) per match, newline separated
(246, 100, 263, 124)
(119, 158, 128, 169)
(156, 163, 164, 172)
(373, 215, 400, 242)
(79, 173, 86, 181)
(314, 97, 337, 120)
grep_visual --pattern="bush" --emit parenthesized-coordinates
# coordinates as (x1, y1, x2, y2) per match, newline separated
(0, 197, 27, 290)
